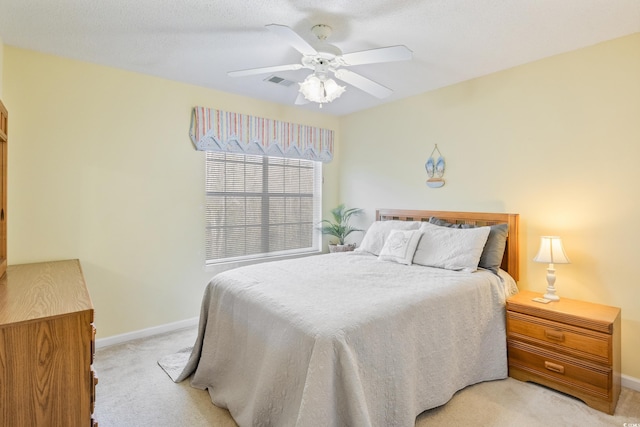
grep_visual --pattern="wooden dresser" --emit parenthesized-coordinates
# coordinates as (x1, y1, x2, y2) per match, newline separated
(0, 259, 98, 426)
(507, 290, 621, 414)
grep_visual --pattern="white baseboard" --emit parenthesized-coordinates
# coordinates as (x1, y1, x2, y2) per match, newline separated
(95, 317, 199, 349)
(622, 374, 640, 392)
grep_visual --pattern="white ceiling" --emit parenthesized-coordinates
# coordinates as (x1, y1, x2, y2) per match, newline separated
(1, 0, 639, 116)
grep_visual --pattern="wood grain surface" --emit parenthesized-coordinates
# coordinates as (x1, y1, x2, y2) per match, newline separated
(0, 259, 96, 426)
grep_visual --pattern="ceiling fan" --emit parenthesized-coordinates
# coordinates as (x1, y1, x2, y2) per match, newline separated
(228, 24, 413, 107)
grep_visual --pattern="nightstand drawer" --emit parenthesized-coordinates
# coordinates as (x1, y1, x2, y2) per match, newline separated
(508, 340, 612, 400)
(506, 291, 620, 415)
(507, 311, 611, 364)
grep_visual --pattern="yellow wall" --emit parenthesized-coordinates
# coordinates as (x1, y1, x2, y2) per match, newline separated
(339, 33, 640, 379)
(2, 46, 340, 338)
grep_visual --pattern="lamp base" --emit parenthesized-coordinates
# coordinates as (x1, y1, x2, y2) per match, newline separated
(543, 264, 560, 301)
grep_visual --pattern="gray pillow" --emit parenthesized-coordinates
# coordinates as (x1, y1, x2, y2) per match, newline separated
(428, 217, 508, 275)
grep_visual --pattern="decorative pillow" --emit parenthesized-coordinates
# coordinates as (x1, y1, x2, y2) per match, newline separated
(429, 217, 508, 275)
(378, 229, 423, 265)
(413, 222, 491, 272)
(356, 220, 421, 256)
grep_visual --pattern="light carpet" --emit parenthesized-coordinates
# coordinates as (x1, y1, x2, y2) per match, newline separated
(95, 326, 640, 427)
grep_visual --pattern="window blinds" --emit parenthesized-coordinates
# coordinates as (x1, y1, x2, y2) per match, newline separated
(205, 152, 322, 263)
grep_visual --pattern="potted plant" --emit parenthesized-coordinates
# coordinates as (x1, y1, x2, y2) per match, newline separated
(318, 204, 363, 252)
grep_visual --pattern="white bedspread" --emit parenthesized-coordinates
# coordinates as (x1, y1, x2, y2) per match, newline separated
(176, 252, 517, 427)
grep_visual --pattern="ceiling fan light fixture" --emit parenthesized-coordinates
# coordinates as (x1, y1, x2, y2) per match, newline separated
(299, 74, 345, 105)
(228, 24, 412, 108)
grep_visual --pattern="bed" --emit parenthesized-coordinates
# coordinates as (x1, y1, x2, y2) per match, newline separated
(174, 209, 520, 427)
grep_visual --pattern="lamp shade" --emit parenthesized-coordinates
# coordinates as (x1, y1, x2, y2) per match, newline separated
(533, 236, 570, 264)
(299, 74, 345, 104)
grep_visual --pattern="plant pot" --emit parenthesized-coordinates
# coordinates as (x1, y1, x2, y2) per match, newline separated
(328, 243, 356, 253)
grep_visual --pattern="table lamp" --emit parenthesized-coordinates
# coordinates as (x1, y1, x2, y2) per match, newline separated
(533, 236, 571, 301)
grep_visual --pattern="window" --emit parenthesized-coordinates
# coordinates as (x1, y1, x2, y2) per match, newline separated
(205, 152, 322, 264)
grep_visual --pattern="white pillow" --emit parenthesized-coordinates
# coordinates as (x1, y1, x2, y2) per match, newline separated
(413, 222, 490, 272)
(356, 220, 421, 256)
(378, 229, 423, 265)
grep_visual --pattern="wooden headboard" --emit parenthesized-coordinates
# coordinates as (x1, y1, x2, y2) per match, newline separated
(376, 209, 519, 281)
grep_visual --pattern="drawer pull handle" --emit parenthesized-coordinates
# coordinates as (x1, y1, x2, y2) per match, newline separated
(91, 326, 96, 364)
(545, 330, 565, 341)
(544, 361, 565, 374)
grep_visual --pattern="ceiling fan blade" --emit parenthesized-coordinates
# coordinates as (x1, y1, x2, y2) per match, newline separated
(334, 69, 393, 99)
(266, 24, 318, 56)
(228, 63, 302, 77)
(341, 45, 412, 66)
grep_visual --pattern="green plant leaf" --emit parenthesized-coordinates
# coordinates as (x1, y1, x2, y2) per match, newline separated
(318, 204, 363, 245)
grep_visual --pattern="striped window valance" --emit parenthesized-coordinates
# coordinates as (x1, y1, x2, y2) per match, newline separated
(189, 107, 334, 163)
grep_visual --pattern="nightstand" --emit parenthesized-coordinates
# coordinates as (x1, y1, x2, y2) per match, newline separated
(506, 290, 621, 414)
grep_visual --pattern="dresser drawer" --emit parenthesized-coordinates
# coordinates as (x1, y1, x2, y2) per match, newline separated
(507, 311, 611, 364)
(508, 340, 612, 400)
(91, 370, 99, 414)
